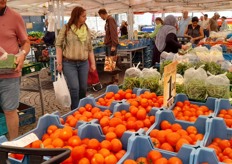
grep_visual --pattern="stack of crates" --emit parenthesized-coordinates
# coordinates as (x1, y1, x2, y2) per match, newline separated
(144, 39, 154, 68)
(48, 47, 57, 81)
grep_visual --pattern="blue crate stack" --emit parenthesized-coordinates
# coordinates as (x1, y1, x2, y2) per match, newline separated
(144, 38, 154, 68)
(48, 47, 56, 81)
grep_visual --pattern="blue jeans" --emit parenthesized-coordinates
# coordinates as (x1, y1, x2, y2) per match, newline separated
(62, 60, 89, 110)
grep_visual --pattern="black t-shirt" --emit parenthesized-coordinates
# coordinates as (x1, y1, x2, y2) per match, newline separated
(187, 24, 201, 44)
(120, 26, 128, 36)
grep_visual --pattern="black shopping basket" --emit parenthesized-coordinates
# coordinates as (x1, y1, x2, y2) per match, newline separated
(0, 145, 70, 164)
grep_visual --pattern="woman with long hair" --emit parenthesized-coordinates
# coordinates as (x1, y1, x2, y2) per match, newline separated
(55, 6, 96, 110)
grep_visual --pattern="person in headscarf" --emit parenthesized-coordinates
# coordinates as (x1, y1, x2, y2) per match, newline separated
(152, 15, 188, 65)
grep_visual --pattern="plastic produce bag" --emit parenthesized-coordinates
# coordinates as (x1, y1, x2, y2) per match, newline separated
(209, 45, 224, 62)
(184, 67, 207, 100)
(176, 74, 185, 94)
(123, 63, 142, 89)
(53, 72, 71, 107)
(206, 73, 230, 99)
(140, 68, 161, 92)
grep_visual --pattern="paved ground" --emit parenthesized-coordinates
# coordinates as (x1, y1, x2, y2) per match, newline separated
(17, 64, 127, 137)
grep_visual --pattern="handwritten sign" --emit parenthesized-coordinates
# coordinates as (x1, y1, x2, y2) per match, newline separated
(163, 61, 177, 108)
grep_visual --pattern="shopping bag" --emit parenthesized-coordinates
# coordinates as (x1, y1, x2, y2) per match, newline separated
(104, 55, 117, 72)
(53, 72, 71, 107)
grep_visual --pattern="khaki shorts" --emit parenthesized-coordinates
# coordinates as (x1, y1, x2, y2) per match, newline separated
(0, 78, 20, 111)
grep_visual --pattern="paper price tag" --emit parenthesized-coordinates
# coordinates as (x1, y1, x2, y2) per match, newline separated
(163, 61, 177, 108)
(2, 133, 39, 147)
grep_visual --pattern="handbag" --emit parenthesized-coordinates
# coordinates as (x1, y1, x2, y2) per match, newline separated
(53, 72, 71, 107)
(104, 55, 117, 72)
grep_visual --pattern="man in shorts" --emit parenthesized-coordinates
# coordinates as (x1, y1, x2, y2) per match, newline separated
(0, 0, 30, 140)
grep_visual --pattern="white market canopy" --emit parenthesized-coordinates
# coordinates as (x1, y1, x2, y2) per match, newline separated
(7, 0, 232, 16)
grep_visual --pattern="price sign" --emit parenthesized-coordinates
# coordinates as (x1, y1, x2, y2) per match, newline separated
(163, 61, 177, 108)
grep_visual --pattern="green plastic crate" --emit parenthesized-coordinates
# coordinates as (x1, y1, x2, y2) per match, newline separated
(22, 62, 43, 75)
(0, 113, 8, 136)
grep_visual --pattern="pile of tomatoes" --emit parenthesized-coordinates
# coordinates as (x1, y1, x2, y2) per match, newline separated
(11, 125, 126, 164)
(149, 120, 204, 152)
(123, 150, 183, 164)
(96, 89, 163, 109)
(207, 137, 232, 163)
(217, 108, 232, 128)
(172, 101, 213, 122)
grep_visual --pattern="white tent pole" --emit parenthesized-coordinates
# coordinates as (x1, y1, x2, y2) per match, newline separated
(61, 0, 64, 27)
(127, 7, 134, 40)
(56, 0, 61, 30)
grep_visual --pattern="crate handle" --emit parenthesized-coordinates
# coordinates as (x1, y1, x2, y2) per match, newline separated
(0, 146, 71, 164)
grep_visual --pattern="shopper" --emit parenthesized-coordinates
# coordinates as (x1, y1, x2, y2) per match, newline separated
(153, 15, 188, 64)
(220, 16, 229, 31)
(209, 13, 220, 32)
(201, 14, 210, 38)
(98, 8, 120, 84)
(184, 17, 204, 45)
(177, 10, 191, 37)
(55, 6, 96, 110)
(120, 20, 128, 36)
(0, 0, 30, 140)
(150, 17, 164, 38)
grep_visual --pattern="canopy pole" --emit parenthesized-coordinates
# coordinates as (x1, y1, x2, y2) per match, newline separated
(61, 0, 64, 27)
(127, 7, 134, 40)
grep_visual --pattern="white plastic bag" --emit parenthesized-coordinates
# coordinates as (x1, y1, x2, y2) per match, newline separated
(53, 72, 71, 107)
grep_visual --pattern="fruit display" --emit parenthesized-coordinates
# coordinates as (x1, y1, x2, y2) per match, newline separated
(28, 31, 44, 44)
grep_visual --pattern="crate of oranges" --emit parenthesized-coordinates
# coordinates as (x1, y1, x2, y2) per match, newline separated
(118, 132, 195, 164)
(146, 111, 207, 154)
(0, 114, 131, 164)
(215, 99, 232, 129)
(59, 96, 114, 128)
(167, 94, 218, 123)
(202, 117, 232, 163)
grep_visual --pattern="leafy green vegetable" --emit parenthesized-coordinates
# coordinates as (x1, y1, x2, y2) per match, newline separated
(206, 84, 230, 99)
(122, 77, 140, 90)
(226, 72, 232, 84)
(139, 77, 160, 93)
(203, 62, 226, 75)
(28, 31, 44, 38)
(185, 80, 207, 101)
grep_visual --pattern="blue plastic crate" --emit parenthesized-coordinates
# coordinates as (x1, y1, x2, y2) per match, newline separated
(146, 110, 208, 153)
(215, 98, 232, 116)
(168, 94, 218, 120)
(0, 114, 64, 164)
(118, 132, 195, 164)
(194, 147, 222, 164)
(95, 85, 149, 107)
(223, 53, 232, 61)
(202, 117, 232, 147)
(60, 96, 114, 128)
(18, 102, 36, 127)
(0, 113, 8, 136)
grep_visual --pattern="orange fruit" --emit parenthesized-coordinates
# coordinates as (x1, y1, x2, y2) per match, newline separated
(147, 150, 162, 163)
(98, 148, 110, 158)
(166, 132, 181, 146)
(59, 128, 73, 141)
(88, 138, 100, 150)
(136, 157, 148, 164)
(68, 136, 81, 147)
(111, 138, 123, 153)
(176, 138, 190, 152)
(105, 132, 117, 141)
(154, 157, 168, 164)
(91, 153, 105, 164)
(52, 138, 64, 148)
(105, 154, 118, 164)
(31, 140, 42, 148)
(47, 125, 58, 135)
(168, 157, 183, 164)
(78, 157, 90, 164)
(72, 145, 86, 160)
(160, 142, 174, 152)
(115, 124, 127, 138)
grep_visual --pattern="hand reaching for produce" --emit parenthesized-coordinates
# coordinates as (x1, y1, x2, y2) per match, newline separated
(181, 45, 189, 50)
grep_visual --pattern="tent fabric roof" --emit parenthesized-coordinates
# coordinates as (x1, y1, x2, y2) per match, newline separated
(7, 0, 232, 16)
